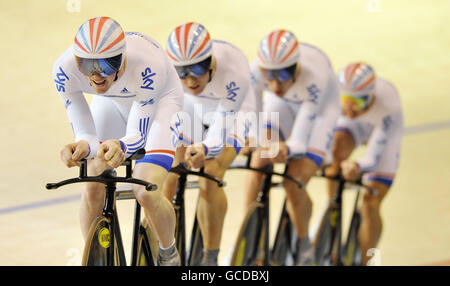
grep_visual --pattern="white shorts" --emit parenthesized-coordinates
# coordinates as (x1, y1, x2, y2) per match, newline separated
(335, 116, 401, 187)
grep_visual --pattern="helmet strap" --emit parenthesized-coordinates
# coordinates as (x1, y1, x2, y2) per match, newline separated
(208, 69, 213, 83)
(113, 71, 119, 82)
(293, 64, 301, 83)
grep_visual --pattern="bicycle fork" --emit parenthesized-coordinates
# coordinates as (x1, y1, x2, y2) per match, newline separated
(254, 171, 273, 266)
(328, 179, 345, 266)
(174, 173, 187, 266)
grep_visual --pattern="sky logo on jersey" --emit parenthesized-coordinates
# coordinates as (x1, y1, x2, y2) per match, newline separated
(54, 66, 69, 93)
(141, 67, 156, 90)
(306, 84, 320, 104)
(170, 114, 182, 148)
(64, 99, 72, 109)
(383, 115, 393, 132)
(325, 131, 333, 150)
(226, 82, 240, 102)
(250, 72, 258, 86)
(139, 98, 154, 107)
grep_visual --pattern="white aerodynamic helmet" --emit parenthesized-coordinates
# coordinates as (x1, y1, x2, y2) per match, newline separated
(338, 62, 376, 96)
(257, 29, 300, 69)
(166, 22, 213, 66)
(73, 17, 126, 77)
(73, 16, 126, 59)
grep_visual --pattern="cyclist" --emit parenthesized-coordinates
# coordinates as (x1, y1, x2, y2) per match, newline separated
(325, 62, 403, 266)
(162, 22, 253, 265)
(241, 30, 341, 265)
(53, 17, 184, 265)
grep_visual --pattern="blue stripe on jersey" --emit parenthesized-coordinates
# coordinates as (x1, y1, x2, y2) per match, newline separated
(98, 95, 136, 98)
(263, 123, 286, 141)
(136, 154, 174, 172)
(305, 151, 323, 168)
(128, 137, 144, 147)
(127, 144, 145, 152)
(365, 176, 394, 187)
(226, 137, 242, 155)
(207, 149, 223, 157)
(119, 140, 126, 152)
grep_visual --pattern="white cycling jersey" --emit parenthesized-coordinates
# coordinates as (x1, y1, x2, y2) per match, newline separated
(179, 40, 252, 158)
(242, 42, 341, 166)
(52, 32, 184, 171)
(335, 78, 403, 186)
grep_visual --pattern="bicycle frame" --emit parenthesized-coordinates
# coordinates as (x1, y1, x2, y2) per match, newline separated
(314, 169, 376, 266)
(169, 163, 225, 266)
(228, 154, 304, 266)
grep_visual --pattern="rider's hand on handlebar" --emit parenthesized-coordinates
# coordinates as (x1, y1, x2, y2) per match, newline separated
(324, 164, 340, 178)
(261, 141, 288, 163)
(97, 139, 125, 169)
(60, 140, 90, 168)
(185, 144, 206, 169)
(239, 137, 257, 156)
(340, 160, 360, 182)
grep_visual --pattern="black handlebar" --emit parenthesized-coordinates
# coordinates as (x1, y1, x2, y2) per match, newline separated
(227, 162, 305, 190)
(45, 149, 157, 191)
(314, 167, 377, 195)
(169, 163, 225, 188)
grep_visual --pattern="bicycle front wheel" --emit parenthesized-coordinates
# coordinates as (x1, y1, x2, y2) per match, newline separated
(313, 206, 334, 266)
(271, 202, 298, 266)
(82, 216, 120, 266)
(230, 202, 266, 266)
(187, 217, 204, 266)
(136, 219, 159, 266)
(342, 210, 362, 266)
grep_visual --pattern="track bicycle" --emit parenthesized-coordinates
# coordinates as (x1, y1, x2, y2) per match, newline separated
(227, 153, 304, 266)
(313, 169, 377, 266)
(46, 149, 159, 266)
(168, 162, 225, 266)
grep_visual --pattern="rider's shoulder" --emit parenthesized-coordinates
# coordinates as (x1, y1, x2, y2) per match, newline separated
(298, 42, 333, 74)
(373, 78, 403, 116)
(213, 40, 251, 83)
(52, 46, 79, 75)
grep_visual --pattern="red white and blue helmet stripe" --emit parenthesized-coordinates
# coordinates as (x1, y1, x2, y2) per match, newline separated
(338, 62, 376, 96)
(257, 29, 300, 69)
(73, 16, 126, 59)
(166, 22, 212, 66)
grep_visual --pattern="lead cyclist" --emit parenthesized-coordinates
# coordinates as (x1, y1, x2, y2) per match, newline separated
(53, 17, 184, 265)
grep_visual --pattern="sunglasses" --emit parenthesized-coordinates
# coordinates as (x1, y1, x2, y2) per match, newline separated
(340, 94, 371, 111)
(75, 54, 122, 77)
(261, 64, 297, 82)
(175, 56, 212, 79)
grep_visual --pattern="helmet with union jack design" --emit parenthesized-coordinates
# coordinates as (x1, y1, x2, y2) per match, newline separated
(166, 22, 212, 66)
(338, 62, 376, 111)
(73, 16, 125, 59)
(73, 17, 126, 77)
(338, 62, 376, 96)
(257, 29, 300, 70)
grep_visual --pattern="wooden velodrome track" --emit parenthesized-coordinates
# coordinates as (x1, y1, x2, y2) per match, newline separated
(0, 0, 448, 265)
